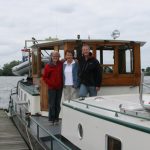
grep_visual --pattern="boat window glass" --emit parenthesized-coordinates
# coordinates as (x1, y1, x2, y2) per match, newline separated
(74, 49, 77, 59)
(41, 50, 52, 58)
(41, 49, 52, 67)
(96, 50, 100, 62)
(33, 49, 38, 74)
(106, 135, 121, 150)
(59, 50, 64, 59)
(125, 49, 133, 73)
(96, 49, 114, 73)
(118, 47, 133, 74)
(103, 50, 114, 65)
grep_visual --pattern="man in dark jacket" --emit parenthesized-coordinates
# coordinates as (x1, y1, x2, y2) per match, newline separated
(79, 44, 102, 97)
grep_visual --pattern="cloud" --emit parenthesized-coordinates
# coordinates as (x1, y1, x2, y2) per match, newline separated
(0, 0, 150, 68)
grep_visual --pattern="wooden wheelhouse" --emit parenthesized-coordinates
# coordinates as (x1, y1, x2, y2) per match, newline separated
(31, 39, 145, 111)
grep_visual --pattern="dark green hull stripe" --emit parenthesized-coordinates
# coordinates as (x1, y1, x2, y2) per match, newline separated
(20, 83, 39, 96)
(63, 103, 150, 134)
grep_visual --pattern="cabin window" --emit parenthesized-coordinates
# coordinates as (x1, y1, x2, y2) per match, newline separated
(73, 49, 77, 59)
(106, 135, 121, 150)
(40, 49, 53, 75)
(32, 49, 38, 74)
(125, 49, 133, 73)
(59, 50, 64, 59)
(103, 50, 114, 64)
(118, 47, 133, 74)
(96, 49, 114, 73)
(96, 50, 100, 62)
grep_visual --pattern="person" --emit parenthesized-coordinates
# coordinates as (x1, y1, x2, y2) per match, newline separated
(78, 44, 102, 97)
(63, 50, 79, 101)
(42, 51, 63, 125)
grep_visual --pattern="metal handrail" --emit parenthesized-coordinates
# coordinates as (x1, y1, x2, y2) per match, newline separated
(16, 104, 71, 150)
(69, 96, 150, 121)
(30, 117, 71, 150)
(139, 72, 150, 108)
(142, 83, 150, 88)
(10, 87, 17, 95)
(68, 73, 150, 116)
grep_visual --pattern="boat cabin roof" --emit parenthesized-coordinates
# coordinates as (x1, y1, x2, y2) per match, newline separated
(31, 39, 146, 49)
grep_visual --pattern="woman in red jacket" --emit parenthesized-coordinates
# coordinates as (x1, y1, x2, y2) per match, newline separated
(43, 51, 63, 125)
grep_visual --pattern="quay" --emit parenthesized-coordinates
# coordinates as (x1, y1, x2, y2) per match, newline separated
(0, 109, 29, 150)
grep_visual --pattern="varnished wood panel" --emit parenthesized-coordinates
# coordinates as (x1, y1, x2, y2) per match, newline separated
(102, 74, 140, 86)
(40, 78, 48, 111)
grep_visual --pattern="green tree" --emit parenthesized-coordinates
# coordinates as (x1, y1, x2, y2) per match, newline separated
(2, 60, 20, 76)
(0, 69, 3, 76)
(146, 67, 150, 73)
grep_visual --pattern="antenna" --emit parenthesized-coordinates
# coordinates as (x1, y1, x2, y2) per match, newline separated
(32, 37, 38, 44)
(77, 35, 80, 40)
(111, 30, 120, 40)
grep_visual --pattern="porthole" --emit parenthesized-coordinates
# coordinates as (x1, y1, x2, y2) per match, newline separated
(78, 123, 83, 140)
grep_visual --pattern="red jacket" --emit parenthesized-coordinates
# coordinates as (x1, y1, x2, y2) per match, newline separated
(43, 61, 63, 89)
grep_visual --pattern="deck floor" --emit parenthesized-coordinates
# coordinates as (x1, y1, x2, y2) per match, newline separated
(32, 116, 61, 136)
(31, 116, 80, 150)
(0, 110, 29, 150)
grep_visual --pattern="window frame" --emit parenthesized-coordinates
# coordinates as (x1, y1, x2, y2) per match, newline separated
(105, 134, 122, 150)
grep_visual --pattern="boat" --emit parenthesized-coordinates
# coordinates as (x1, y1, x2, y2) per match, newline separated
(9, 37, 150, 150)
(12, 57, 49, 76)
(12, 60, 31, 76)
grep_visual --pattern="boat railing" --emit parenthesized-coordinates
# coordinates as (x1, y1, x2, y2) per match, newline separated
(139, 72, 150, 108)
(65, 73, 150, 120)
(10, 87, 17, 95)
(28, 115, 71, 150)
(10, 99, 71, 150)
(69, 95, 150, 120)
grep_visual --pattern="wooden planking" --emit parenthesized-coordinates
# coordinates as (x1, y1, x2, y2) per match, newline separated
(40, 78, 48, 111)
(0, 110, 29, 150)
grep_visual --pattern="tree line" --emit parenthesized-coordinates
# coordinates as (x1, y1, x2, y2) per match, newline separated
(142, 67, 150, 76)
(0, 60, 20, 76)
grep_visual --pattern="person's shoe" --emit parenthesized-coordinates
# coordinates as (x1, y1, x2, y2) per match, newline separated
(49, 121, 54, 126)
(54, 119, 59, 125)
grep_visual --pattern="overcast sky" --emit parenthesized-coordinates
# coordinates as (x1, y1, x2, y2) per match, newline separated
(0, 0, 150, 68)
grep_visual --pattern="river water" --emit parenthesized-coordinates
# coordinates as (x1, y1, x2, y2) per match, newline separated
(0, 76, 150, 109)
(0, 76, 25, 109)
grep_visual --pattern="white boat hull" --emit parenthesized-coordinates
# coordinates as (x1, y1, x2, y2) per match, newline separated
(62, 101, 150, 150)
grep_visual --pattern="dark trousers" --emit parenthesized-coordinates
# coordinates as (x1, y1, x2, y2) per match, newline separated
(48, 88, 62, 122)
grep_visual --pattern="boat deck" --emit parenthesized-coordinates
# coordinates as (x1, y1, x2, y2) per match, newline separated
(30, 116, 80, 150)
(63, 94, 150, 131)
(0, 109, 29, 150)
(11, 93, 80, 150)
